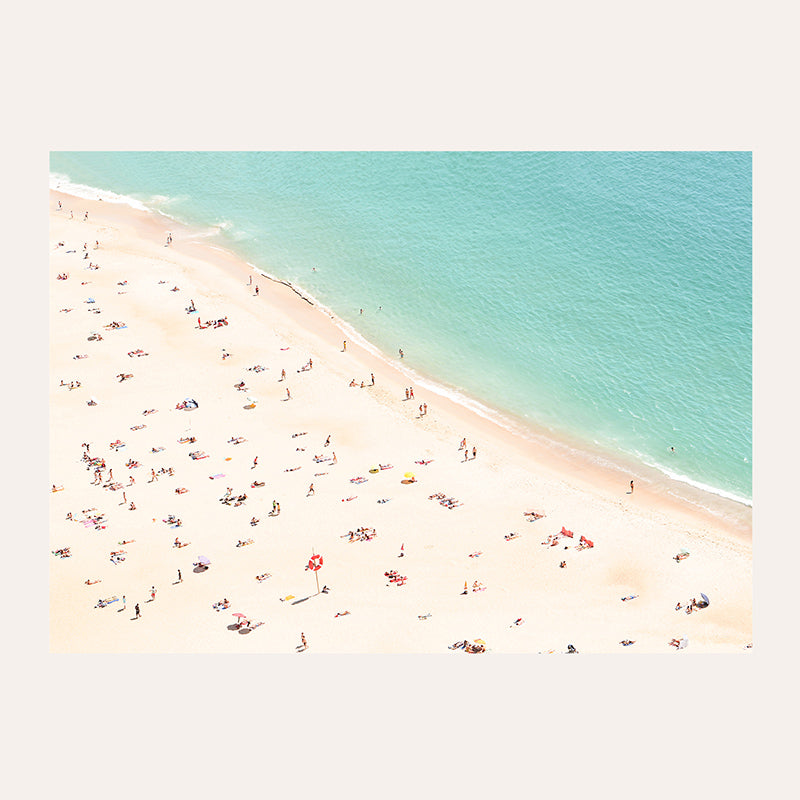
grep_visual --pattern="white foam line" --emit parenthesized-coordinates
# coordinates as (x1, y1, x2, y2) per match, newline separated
(640, 458, 752, 507)
(49, 172, 150, 212)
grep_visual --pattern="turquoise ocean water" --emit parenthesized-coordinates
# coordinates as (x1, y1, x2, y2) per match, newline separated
(49, 152, 752, 505)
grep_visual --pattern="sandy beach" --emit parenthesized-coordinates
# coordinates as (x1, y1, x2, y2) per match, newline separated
(48, 188, 752, 654)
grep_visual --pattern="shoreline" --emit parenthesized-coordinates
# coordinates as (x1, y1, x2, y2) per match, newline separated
(49, 185, 751, 543)
(49, 171, 752, 515)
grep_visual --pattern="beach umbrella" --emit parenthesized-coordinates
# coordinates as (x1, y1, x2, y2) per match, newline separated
(246, 396, 258, 403)
(197, 555, 211, 566)
(232, 612, 247, 619)
(699, 593, 710, 608)
(404, 472, 415, 479)
(678, 637, 689, 649)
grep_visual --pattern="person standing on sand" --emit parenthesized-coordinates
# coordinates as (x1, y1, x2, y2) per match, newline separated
(472, 446, 477, 460)
(423, 403, 427, 415)
(286, 388, 291, 400)
(464, 448, 469, 462)
(122, 595, 126, 610)
(177, 569, 182, 583)
(342, 341, 347, 352)
(134, 603, 141, 619)
(630, 480, 634, 494)
(252, 456, 258, 469)
(150, 586, 156, 602)
(280, 369, 286, 381)
(255, 285, 259, 296)
(300, 632, 308, 650)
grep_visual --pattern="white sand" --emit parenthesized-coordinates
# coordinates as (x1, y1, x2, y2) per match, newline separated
(49, 189, 752, 654)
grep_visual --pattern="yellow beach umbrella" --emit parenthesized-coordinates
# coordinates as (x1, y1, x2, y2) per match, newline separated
(404, 472, 415, 479)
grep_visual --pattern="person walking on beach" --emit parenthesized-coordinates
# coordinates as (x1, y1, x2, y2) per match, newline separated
(464, 448, 469, 462)
(459, 438, 466, 450)
(300, 632, 308, 651)
(630, 480, 634, 494)
(324, 435, 331, 447)
(472, 446, 477, 460)
(307, 483, 315, 496)
(177, 569, 182, 583)
(272, 500, 277, 515)
(423, 403, 427, 415)
(255, 285, 259, 296)
(280, 369, 286, 381)
(342, 340, 347, 352)
(286, 388, 291, 400)
(150, 586, 156, 602)
(371, 373, 375, 386)
(409, 388, 414, 399)
(134, 603, 141, 619)
(252, 456, 258, 469)
(405, 388, 409, 400)
(122, 595, 126, 610)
